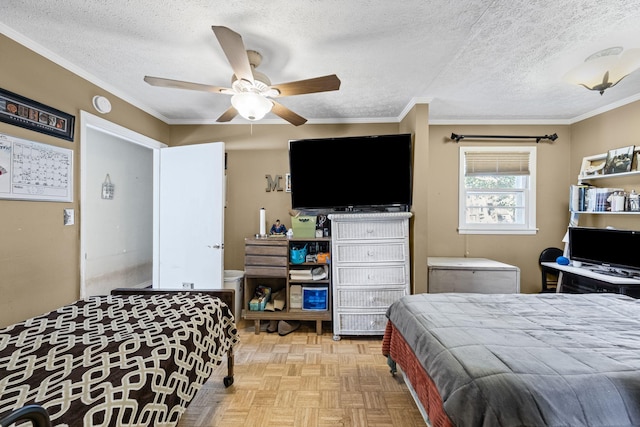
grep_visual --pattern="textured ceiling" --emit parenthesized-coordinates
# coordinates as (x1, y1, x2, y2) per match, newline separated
(2, 1, 640, 125)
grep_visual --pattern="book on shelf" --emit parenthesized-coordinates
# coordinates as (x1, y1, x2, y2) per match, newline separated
(570, 184, 590, 212)
(582, 187, 623, 212)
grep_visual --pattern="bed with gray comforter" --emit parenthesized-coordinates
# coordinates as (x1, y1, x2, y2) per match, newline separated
(385, 292, 640, 426)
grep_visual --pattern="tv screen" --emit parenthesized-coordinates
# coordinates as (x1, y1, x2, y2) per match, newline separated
(288, 134, 412, 211)
(568, 227, 640, 274)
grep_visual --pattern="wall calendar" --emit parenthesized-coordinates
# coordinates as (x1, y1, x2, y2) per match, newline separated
(0, 132, 73, 202)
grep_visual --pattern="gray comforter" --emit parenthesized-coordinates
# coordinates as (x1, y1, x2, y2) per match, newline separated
(386, 292, 640, 427)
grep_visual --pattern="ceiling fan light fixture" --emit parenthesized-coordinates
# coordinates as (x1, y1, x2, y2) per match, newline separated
(231, 92, 273, 121)
(563, 47, 640, 95)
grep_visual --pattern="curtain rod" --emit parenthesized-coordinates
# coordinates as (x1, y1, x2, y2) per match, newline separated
(450, 133, 558, 143)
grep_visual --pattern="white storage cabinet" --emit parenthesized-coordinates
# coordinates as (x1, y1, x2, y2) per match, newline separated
(328, 212, 412, 341)
(427, 257, 520, 293)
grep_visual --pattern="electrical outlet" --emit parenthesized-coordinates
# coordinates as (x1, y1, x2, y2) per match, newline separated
(63, 209, 74, 225)
(182, 282, 194, 289)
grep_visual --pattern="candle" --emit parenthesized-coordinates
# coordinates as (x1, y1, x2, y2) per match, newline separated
(259, 208, 266, 235)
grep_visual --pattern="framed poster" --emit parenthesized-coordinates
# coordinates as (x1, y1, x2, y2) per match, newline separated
(0, 132, 73, 202)
(0, 88, 75, 142)
(604, 145, 634, 174)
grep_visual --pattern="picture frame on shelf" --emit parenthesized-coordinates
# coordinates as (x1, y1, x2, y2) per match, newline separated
(604, 145, 634, 174)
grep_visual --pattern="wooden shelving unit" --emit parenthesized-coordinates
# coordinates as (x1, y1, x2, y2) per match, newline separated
(242, 236, 331, 335)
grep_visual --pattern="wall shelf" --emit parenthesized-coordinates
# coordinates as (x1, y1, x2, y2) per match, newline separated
(579, 169, 640, 182)
(578, 149, 640, 183)
(570, 210, 640, 215)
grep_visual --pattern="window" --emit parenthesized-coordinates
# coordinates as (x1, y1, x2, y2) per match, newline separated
(459, 146, 537, 234)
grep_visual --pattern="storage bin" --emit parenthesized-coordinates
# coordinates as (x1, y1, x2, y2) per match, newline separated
(249, 285, 271, 311)
(223, 270, 244, 319)
(302, 286, 328, 311)
(291, 215, 317, 238)
(290, 244, 308, 264)
(290, 284, 302, 309)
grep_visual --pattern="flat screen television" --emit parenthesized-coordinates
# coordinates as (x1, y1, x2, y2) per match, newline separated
(288, 133, 412, 212)
(568, 227, 640, 276)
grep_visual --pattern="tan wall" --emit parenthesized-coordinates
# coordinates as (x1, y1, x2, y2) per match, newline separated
(0, 35, 168, 326)
(427, 125, 572, 293)
(3, 32, 640, 327)
(399, 104, 430, 293)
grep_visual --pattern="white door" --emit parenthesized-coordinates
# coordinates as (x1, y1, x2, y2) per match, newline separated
(154, 142, 225, 289)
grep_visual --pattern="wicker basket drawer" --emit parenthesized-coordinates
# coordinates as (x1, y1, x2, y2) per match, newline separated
(333, 220, 407, 241)
(336, 311, 388, 335)
(333, 242, 407, 263)
(335, 288, 406, 308)
(334, 265, 407, 286)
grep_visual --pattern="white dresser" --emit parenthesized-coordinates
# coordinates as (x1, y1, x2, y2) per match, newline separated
(427, 257, 520, 293)
(328, 212, 412, 341)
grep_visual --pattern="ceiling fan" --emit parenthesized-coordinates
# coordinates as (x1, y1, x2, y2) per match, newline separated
(144, 26, 341, 126)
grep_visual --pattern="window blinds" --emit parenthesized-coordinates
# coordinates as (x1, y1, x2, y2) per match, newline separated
(464, 150, 531, 176)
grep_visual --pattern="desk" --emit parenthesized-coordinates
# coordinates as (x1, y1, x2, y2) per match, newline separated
(428, 257, 520, 293)
(541, 262, 640, 298)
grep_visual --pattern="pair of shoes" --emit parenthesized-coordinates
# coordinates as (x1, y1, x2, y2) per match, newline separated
(278, 320, 300, 336)
(267, 320, 278, 333)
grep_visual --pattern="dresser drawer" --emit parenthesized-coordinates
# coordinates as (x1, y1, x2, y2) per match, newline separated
(333, 242, 407, 263)
(244, 254, 288, 267)
(335, 288, 406, 308)
(244, 238, 288, 277)
(244, 265, 288, 277)
(332, 220, 407, 241)
(334, 265, 408, 286)
(335, 311, 388, 335)
(244, 241, 289, 256)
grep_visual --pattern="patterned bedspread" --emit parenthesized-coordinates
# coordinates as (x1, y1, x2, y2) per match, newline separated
(0, 293, 239, 427)
(385, 292, 640, 427)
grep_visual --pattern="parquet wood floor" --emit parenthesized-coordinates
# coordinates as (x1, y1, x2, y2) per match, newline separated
(177, 320, 427, 427)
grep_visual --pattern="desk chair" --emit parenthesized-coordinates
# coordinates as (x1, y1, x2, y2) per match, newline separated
(0, 404, 51, 427)
(539, 247, 564, 293)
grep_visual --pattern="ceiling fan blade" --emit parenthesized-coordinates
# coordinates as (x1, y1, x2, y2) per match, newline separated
(271, 101, 307, 126)
(271, 74, 341, 97)
(144, 76, 229, 93)
(211, 26, 254, 84)
(216, 106, 238, 122)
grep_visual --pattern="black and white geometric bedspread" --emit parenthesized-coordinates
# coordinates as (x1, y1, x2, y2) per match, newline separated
(0, 293, 240, 427)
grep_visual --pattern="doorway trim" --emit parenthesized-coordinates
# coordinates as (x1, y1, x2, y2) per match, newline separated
(79, 111, 167, 298)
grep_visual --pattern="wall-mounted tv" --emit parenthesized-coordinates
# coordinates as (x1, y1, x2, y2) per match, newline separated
(568, 226, 640, 276)
(288, 134, 412, 212)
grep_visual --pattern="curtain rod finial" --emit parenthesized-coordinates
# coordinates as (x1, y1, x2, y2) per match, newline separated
(450, 133, 463, 143)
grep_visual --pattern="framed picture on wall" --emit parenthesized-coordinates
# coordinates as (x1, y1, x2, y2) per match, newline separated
(604, 145, 634, 174)
(0, 87, 75, 142)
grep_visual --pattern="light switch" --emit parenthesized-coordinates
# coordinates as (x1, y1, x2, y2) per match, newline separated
(64, 209, 74, 225)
